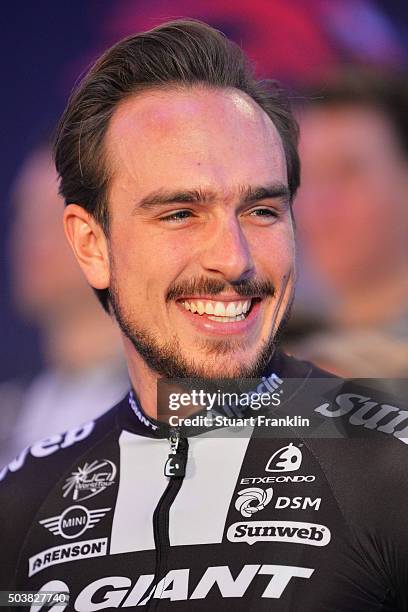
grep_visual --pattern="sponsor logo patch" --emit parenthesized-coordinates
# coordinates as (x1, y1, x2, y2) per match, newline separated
(240, 443, 315, 485)
(265, 443, 302, 473)
(315, 392, 408, 442)
(39, 505, 110, 539)
(28, 538, 108, 577)
(240, 474, 315, 484)
(235, 488, 321, 516)
(34, 563, 314, 608)
(62, 459, 116, 501)
(227, 521, 330, 546)
(235, 487, 273, 517)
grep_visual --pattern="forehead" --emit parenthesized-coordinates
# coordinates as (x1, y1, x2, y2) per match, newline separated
(105, 86, 287, 198)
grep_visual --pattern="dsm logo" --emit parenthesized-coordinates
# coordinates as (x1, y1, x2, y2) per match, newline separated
(235, 487, 273, 517)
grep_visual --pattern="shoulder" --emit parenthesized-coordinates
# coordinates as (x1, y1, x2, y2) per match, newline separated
(0, 401, 124, 588)
(1, 406, 118, 484)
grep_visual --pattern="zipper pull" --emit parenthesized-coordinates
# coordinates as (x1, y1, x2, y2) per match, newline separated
(164, 430, 187, 478)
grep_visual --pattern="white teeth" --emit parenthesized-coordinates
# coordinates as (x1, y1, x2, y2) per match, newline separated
(180, 298, 253, 318)
(204, 302, 214, 315)
(214, 301, 226, 316)
(234, 302, 243, 315)
(226, 302, 236, 316)
(208, 314, 245, 323)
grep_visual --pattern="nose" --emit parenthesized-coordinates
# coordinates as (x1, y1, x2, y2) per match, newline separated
(199, 213, 254, 282)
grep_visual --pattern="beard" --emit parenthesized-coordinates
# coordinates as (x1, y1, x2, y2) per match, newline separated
(109, 273, 294, 380)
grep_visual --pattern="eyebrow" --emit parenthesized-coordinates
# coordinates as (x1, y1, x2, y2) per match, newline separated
(134, 183, 291, 213)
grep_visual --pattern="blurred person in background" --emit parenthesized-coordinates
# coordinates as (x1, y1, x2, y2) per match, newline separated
(0, 146, 128, 466)
(288, 70, 408, 376)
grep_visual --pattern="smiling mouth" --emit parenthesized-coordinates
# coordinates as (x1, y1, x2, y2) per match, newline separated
(178, 298, 260, 323)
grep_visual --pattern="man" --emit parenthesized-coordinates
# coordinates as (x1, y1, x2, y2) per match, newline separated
(289, 70, 408, 376)
(0, 146, 128, 467)
(1, 21, 407, 611)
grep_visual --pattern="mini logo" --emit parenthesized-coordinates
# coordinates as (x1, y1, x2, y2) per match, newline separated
(235, 487, 273, 517)
(265, 443, 302, 473)
(39, 505, 111, 539)
(227, 521, 331, 546)
(62, 459, 116, 501)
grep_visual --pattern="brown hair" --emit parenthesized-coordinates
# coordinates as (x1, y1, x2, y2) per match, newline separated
(54, 19, 300, 311)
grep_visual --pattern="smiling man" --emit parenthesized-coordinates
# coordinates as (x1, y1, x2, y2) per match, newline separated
(1, 20, 408, 612)
(65, 85, 296, 417)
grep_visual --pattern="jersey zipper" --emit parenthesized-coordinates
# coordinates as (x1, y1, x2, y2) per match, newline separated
(146, 429, 188, 610)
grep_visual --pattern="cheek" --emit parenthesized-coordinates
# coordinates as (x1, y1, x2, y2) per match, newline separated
(252, 225, 295, 276)
(110, 227, 192, 302)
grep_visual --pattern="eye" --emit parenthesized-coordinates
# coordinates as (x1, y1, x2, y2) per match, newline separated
(249, 207, 279, 220)
(159, 210, 194, 223)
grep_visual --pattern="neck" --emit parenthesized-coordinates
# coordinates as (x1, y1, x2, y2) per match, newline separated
(124, 342, 160, 419)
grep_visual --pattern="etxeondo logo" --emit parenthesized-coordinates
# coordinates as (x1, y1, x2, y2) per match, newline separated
(227, 521, 331, 546)
(265, 443, 302, 473)
(240, 442, 316, 485)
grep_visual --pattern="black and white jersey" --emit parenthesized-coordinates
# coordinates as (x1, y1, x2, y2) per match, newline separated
(1, 350, 408, 611)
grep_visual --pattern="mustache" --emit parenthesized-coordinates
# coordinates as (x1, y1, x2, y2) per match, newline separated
(166, 277, 275, 302)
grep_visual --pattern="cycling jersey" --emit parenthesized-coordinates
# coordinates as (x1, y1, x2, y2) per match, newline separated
(1, 349, 407, 611)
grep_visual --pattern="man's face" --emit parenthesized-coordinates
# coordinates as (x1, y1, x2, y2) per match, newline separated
(104, 86, 295, 378)
(297, 105, 408, 294)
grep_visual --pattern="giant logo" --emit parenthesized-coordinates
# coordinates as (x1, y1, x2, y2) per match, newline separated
(39, 505, 111, 539)
(32, 564, 315, 610)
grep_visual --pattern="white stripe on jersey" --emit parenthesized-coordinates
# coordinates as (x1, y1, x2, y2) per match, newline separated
(110, 428, 252, 553)
(170, 428, 252, 546)
(110, 433, 169, 554)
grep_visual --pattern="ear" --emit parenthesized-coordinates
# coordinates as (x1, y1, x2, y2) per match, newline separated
(63, 204, 110, 290)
